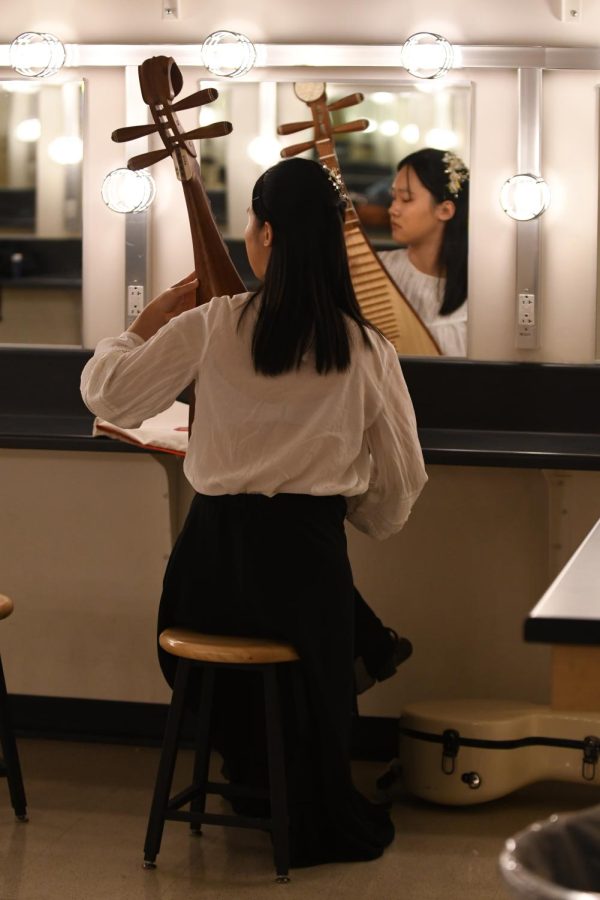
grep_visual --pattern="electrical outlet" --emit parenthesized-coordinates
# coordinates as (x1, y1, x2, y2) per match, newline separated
(127, 284, 144, 317)
(516, 291, 538, 348)
(518, 292, 535, 326)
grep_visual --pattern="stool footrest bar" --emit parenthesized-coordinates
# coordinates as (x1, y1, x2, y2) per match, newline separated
(165, 809, 271, 830)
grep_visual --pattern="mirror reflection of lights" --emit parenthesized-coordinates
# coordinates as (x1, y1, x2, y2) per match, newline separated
(499, 174, 551, 221)
(379, 119, 400, 137)
(401, 32, 454, 80)
(370, 92, 395, 105)
(201, 31, 256, 78)
(9, 32, 66, 78)
(15, 117, 41, 142)
(247, 136, 283, 167)
(0, 80, 40, 95)
(401, 123, 420, 144)
(48, 136, 83, 165)
(101, 168, 156, 214)
(199, 107, 220, 127)
(424, 127, 458, 150)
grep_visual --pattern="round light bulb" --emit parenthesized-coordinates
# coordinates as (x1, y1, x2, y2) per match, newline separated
(201, 31, 256, 78)
(400, 123, 420, 144)
(379, 119, 400, 137)
(424, 127, 458, 150)
(401, 32, 454, 80)
(500, 174, 550, 221)
(9, 32, 66, 78)
(101, 168, 156, 214)
(247, 135, 283, 167)
(370, 91, 394, 105)
(15, 117, 41, 142)
(48, 136, 83, 165)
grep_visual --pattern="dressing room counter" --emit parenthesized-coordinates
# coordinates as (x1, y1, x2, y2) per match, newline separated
(1, 348, 598, 470)
(2, 346, 599, 749)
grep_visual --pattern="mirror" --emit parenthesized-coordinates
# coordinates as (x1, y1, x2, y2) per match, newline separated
(197, 79, 471, 355)
(0, 79, 83, 345)
(198, 80, 470, 240)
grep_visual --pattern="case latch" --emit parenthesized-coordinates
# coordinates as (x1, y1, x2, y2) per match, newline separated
(582, 735, 600, 781)
(441, 728, 460, 774)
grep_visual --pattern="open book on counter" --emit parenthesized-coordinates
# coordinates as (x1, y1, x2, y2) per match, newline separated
(93, 400, 189, 457)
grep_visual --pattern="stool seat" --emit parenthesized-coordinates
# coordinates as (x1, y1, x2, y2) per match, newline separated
(159, 628, 299, 665)
(0, 595, 13, 621)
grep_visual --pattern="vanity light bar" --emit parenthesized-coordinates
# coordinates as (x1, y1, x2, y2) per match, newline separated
(3, 43, 600, 72)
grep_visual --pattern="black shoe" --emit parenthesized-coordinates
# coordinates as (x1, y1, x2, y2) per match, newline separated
(354, 628, 413, 695)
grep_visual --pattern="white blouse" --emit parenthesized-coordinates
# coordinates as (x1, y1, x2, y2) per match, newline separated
(80, 292, 428, 541)
(379, 248, 468, 358)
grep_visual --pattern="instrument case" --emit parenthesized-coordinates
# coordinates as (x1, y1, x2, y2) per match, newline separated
(398, 699, 600, 805)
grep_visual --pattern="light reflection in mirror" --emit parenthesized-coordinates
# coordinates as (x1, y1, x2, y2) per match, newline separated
(0, 79, 83, 346)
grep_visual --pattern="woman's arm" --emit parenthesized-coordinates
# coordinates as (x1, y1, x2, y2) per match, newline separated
(127, 273, 197, 341)
(346, 352, 428, 541)
(80, 277, 203, 428)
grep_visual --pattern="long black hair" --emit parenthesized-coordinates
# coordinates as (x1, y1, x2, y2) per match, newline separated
(397, 147, 469, 315)
(239, 157, 376, 376)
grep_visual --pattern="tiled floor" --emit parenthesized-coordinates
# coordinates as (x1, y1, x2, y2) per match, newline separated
(0, 738, 599, 900)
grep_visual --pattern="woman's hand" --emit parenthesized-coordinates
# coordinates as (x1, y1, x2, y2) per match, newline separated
(127, 273, 198, 342)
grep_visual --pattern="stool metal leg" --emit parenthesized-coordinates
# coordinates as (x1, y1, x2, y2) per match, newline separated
(263, 665, 291, 883)
(189, 665, 215, 834)
(0, 654, 27, 821)
(143, 658, 191, 868)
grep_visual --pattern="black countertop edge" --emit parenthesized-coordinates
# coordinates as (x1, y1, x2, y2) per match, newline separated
(1, 424, 599, 469)
(0, 434, 146, 453)
(524, 619, 600, 645)
(423, 449, 600, 471)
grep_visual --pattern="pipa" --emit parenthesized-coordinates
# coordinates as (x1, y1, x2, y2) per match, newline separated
(112, 56, 246, 428)
(278, 82, 441, 356)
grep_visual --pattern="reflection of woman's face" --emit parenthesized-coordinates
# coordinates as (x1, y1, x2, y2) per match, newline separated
(244, 207, 271, 279)
(389, 166, 449, 248)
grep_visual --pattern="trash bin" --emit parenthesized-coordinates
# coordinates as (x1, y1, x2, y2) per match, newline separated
(499, 804, 600, 898)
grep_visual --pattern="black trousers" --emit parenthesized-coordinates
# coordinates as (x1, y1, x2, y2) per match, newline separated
(157, 492, 394, 867)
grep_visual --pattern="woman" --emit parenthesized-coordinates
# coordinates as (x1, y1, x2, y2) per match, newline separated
(81, 157, 427, 867)
(380, 147, 469, 357)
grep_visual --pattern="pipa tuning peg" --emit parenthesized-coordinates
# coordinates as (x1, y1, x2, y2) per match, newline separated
(332, 119, 370, 135)
(277, 120, 314, 136)
(280, 138, 316, 158)
(127, 147, 171, 171)
(327, 93, 364, 112)
(171, 87, 219, 113)
(112, 124, 159, 143)
(180, 121, 233, 141)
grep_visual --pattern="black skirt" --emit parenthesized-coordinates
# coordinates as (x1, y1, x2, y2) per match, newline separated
(157, 492, 394, 868)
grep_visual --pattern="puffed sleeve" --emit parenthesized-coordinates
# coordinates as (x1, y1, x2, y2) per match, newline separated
(80, 306, 207, 428)
(345, 351, 427, 540)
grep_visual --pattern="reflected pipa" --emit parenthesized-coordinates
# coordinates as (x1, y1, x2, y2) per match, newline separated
(279, 83, 441, 356)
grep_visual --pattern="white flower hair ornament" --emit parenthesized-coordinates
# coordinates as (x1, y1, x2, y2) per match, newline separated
(322, 165, 350, 203)
(442, 152, 469, 197)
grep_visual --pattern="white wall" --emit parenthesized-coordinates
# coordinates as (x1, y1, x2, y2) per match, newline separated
(3, 0, 600, 46)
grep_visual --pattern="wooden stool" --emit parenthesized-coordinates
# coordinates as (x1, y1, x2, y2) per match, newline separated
(0, 595, 27, 821)
(143, 628, 300, 882)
